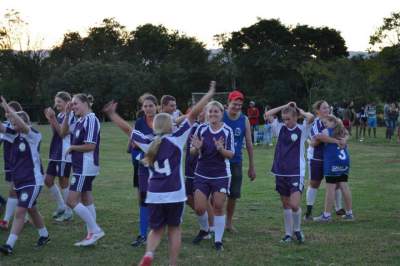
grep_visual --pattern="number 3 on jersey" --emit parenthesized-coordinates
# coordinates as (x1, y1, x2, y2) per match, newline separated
(338, 149, 347, 160)
(154, 159, 171, 176)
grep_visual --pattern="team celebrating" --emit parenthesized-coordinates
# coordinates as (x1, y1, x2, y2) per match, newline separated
(0, 81, 353, 265)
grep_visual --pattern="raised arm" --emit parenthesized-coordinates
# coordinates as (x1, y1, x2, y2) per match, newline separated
(264, 102, 294, 117)
(1, 96, 29, 134)
(297, 107, 314, 124)
(44, 107, 66, 138)
(103, 101, 133, 136)
(187, 81, 216, 123)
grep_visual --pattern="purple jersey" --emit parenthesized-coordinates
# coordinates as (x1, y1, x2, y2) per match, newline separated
(71, 113, 100, 176)
(194, 123, 235, 179)
(1, 127, 44, 190)
(132, 119, 193, 203)
(271, 119, 310, 177)
(0, 121, 13, 173)
(184, 122, 199, 179)
(307, 117, 325, 161)
(49, 112, 76, 162)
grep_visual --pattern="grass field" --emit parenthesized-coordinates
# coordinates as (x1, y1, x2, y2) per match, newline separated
(0, 124, 399, 265)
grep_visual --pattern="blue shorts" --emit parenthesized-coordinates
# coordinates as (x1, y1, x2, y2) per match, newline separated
(275, 175, 304, 197)
(368, 118, 377, 128)
(46, 161, 72, 177)
(70, 175, 95, 192)
(16, 186, 42, 209)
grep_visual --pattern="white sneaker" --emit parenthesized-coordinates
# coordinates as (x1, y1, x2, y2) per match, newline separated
(55, 210, 73, 222)
(79, 231, 105, 247)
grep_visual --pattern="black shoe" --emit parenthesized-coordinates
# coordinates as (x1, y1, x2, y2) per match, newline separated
(335, 208, 346, 216)
(294, 231, 305, 244)
(36, 236, 50, 247)
(0, 244, 13, 255)
(192, 230, 210, 245)
(131, 235, 146, 247)
(214, 241, 223, 251)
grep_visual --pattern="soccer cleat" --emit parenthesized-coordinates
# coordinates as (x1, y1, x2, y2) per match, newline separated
(313, 213, 332, 222)
(138, 255, 153, 266)
(36, 235, 51, 247)
(280, 235, 292, 243)
(214, 241, 224, 251)
(0, 220, 9, 230)
(131, 235, 146, 247)
(192, 230, 211, 244)
(335, 208, 346, 216)
(55, 211, 73, 222)
(342, 214, 355, 221)
(52, 208, 65, 219)
(303, 214, 313, 221)
(294, 231, 305, 244)
(79, 231, 105, 247)
(0, 244, 13, 255)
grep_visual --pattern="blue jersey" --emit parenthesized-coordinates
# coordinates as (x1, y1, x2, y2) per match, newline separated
(223, 111, 246, 163)
(323, 128, 350, 176)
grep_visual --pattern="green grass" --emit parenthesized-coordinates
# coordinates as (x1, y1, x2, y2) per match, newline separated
(0, 124, 399, 265)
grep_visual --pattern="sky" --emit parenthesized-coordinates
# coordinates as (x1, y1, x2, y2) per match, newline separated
(0, 0, 399, 51)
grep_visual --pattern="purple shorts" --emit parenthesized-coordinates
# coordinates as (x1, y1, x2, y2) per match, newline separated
(193, 176, 230, 198)
(70, 175, 95, 192)
(185, 177, 194, 197)
(16, 185, 42, 209)
(46, 161, 72, 177)
(275, 175, 304, 197)
(5, 171, 12, 182)
(309, 160, 324, 182)
(148, 202, 184, 229)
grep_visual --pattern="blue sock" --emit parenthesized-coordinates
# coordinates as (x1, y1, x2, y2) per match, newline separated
(139, 206, 148, 237)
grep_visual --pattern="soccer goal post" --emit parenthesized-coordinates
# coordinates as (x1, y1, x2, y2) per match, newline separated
(191, 92, 230, 105)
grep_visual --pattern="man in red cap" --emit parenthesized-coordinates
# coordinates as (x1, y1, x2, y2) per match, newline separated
(222, 90, 256, 232)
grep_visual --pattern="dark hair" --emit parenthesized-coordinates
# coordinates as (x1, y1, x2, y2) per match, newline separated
(139, 93, 158, 106)
(161, 95, 176, 106)
(73, 93, 94, 107)
(8, 101, 23, 112)
(55, 91, 71, 102)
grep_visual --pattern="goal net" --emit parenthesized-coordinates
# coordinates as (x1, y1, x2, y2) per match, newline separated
(191, 92, 230, 105)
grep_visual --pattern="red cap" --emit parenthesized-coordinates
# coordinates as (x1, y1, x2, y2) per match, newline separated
(228, 90, 244, 102)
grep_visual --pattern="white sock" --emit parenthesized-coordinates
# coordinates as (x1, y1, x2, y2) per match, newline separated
(73, 203, 101, 234)
(49, 185, 65, 210)
(86, 204, 96, 221)
(209, 226, 215, 233)
(62, 188, 70, 209)
(335, 189, 343, 211)
(324, 211, 332, 217)
(6, 233, 18, 248)
(213, 215, 225, 243)
(306, 187, 318, 206)
(346, 210, 353, 215)
(4, 197, 18, 222)
(197, 212, 209, 231)
(144, 251, 154, 258)
(292, 208, 302, 232)
(283, 209, 293, 236)
(38, 227, 49, 237)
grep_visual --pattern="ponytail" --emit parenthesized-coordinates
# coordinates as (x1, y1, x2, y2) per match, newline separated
(142, 136, 163, 167)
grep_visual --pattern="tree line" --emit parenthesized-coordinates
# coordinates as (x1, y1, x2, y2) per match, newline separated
(0, 10, 399, 121)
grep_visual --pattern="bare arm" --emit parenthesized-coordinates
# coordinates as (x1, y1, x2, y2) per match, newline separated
(297, 108, 314, 124)
(103, 101, 133, 136)
(1, 97, 29, 134)
(187, 81, 216, 123)
(264, 102, 294, 117)
(244, 117, 256, 180)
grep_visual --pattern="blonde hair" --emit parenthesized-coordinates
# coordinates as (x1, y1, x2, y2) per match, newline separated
(313, 100, 328, 113)
(281, 106, 298, 118)
(16, 111, 31, 125)
(205, 101, 224, 122)
(324, 115, 347, 138)
(142, 113, 173, 167)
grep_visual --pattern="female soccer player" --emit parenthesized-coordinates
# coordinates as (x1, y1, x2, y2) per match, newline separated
(0, 97, 50, 255)
(103, 82, 215, 266)
(313, 115, 354, 221)
(65, 94, 104, 247)
(191, 100, 235, 251)
(0, 101, 23, 230)
(304, 100, 345, 220)
(130, 93, 157, 247)
(44, 91, 75, 222)
(265, 102, 314, 243)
